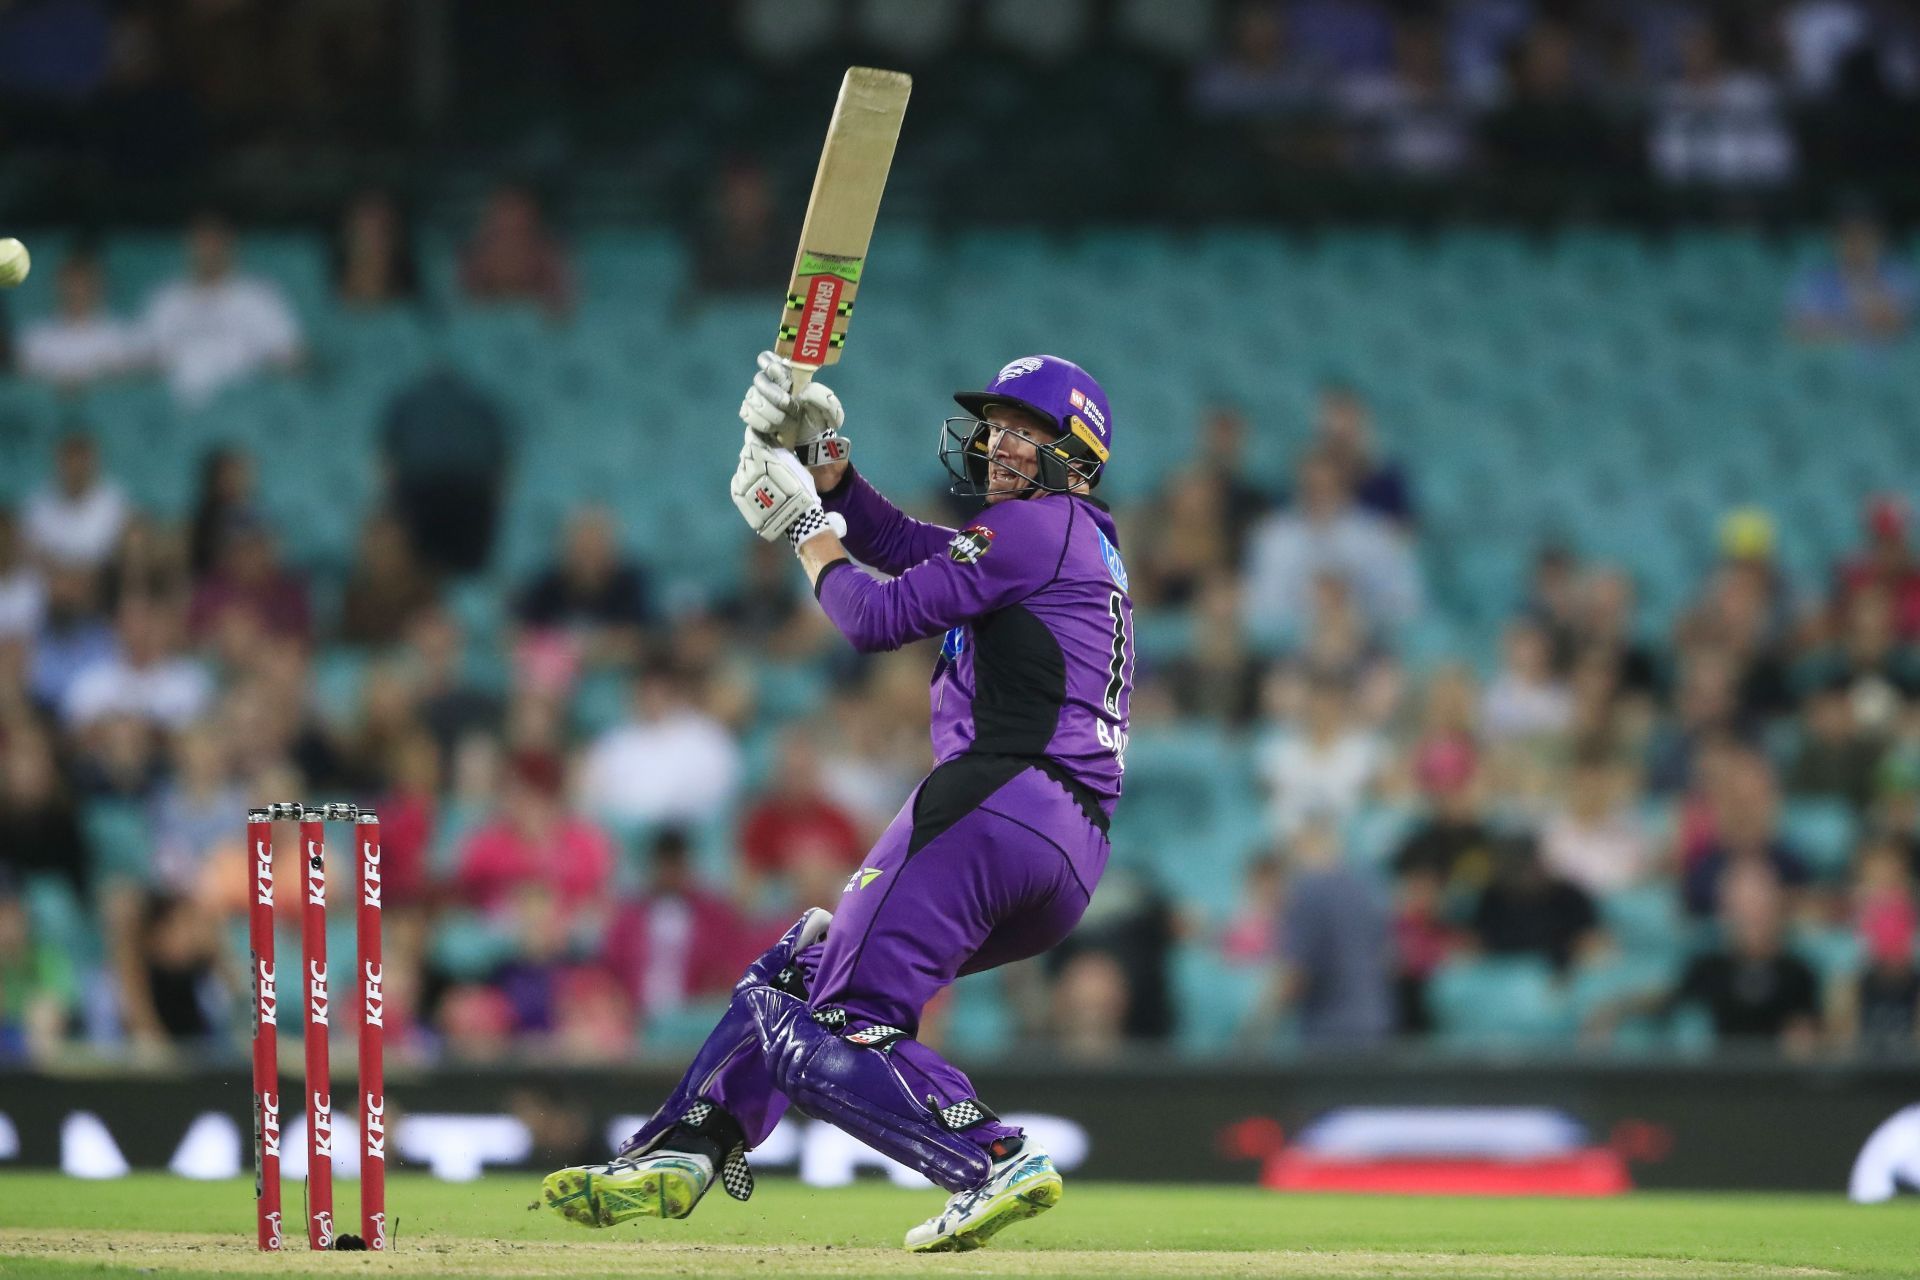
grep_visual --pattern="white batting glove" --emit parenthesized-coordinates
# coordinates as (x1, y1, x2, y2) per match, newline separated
(740, 351, 850, 466)
(730, 430, 848, 548)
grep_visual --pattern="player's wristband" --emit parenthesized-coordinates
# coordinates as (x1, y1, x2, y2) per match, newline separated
(794, 431, 850, 469)
(787, 507, 847, 550)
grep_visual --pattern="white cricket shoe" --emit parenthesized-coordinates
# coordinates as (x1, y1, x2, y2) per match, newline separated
(903, 1138, 1062, 1253)
(542, 1151, 714, 1226)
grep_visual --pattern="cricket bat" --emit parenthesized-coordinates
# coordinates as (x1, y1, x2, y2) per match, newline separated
(776, 67, 911, 394)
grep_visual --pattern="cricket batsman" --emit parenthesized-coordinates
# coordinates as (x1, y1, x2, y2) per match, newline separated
(542, 351, 1132, 1252)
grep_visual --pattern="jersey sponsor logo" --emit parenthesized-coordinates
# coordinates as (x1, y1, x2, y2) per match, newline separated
(995, 356, 1044, 383)
(844, 867, 883, 893)
(1096, 528, 1129, 591)
(1069, 389, 1107, 433)
(948, 524, 995, 564)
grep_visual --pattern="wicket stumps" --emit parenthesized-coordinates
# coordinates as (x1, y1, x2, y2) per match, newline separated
(248, 803, 385, 1252)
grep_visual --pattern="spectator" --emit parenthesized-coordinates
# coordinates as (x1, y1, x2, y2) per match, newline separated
(1579, 567, 1661, 701)
(717, 537, 828, 661)
(22, 432, 129, 571)
(1481, 617, 1574, 744)
(455, 751, 615, 921)
(18, 249, 148, 387)
(1481, 21, 1616, 178)
(1471, 834, 1602, 973)
(1786, 677, 1883, 811)
(28, 566, 115, 717)
(1313, 383, 1414, 526)
(738, 728, 865, 892)
(1829, 836, 1919, 1052)
(1221, 849, 1284, 964)
(1191, 3, 1321, 119)
(1048, 949, 1131, 1059)
(183, 449, 252, 582)
(0, 728, 88, 896)
(1541, 752, 1650, 896)
(404, 606, 504, 769)
(1834, 496, 1920, 643)
(459, 183, 574, 315)
(1335, 16, 1470, 177)
(120, 892, 228, 1049)
(1649, 17, 1795, 187)
(1160, 575, 1265, 727)
(0, 881, 77, 1061)
(1258, 674, 1382, 836)
(1644, 646, 1747, 795)
(1247, 819, 1393, 1047)
(1243, 452, 1423, 640)
(692, 160, 791, 297)
(63, 594, 213, 734)
(338, 513, 440, 647)
(1393, 735, 1496, 898)
(1790, 210, 1915, 346)
(512, 507, 651, 673)
(1524, 546, 1583, 674)
(0, 510, 45, 642)
(1048, 863, 1177, 1045)
(1806, 584, 1920, 738)
(381, 368, 509, 575)
(1671, 863, 1821, 1052)
(331, 189, 419, 307)
(143, 212, 304, 404)
(1137, 471, 1235, 609)
(148, 722, 244, 897)
(373, 730, 439, 908)
(186, 512, 312, 647)
(576, 665, 741, 829)
(602, 828, 752, 1016)
(1683, 749, 1811, 918)
(1193, 405, 1273, 556)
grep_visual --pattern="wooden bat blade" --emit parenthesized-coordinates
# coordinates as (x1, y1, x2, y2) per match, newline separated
(776, 67, 911, 385)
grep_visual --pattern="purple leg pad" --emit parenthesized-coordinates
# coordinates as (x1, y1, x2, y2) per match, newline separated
(616, 915, 827, 1157)
(745, 985, 993, 1193)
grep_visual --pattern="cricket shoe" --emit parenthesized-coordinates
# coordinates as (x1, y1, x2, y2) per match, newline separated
(542, 1150, 714, 1227)
(903, 1137, 1062, 1253)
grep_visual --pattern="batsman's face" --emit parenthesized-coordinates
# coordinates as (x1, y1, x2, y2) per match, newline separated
(982, 405, 1058, 504)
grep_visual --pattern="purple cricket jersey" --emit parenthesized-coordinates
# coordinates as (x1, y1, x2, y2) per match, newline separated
(817, 470, 1134, 812)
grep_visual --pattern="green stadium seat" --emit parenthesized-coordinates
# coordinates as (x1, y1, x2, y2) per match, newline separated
(1779, 798, 1859, 881)
(1429, 956, 1577, 1049)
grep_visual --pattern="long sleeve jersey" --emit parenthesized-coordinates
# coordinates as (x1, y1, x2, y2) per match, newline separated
(817, 468, 1134, 813)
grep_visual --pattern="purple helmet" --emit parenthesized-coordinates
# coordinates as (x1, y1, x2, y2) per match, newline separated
(941, 355, 1114, 496)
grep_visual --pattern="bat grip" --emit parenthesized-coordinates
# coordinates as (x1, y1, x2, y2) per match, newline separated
(788, 364, 818, 395)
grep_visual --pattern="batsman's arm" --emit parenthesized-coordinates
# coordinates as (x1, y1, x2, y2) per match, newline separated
(799, 499, 1041, 653)
(818, 465, 954, 577)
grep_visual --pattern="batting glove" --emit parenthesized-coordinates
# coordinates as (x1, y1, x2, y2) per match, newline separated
(740, 350, 850, 467)
(730, 429, 848, 548)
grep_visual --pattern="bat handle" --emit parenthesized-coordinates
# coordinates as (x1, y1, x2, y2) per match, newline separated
(788, 364, 818, 395)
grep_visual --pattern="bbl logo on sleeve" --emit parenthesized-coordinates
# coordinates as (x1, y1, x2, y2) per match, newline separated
(948, 524, 995, 564)
(1096, 528, 1129, 591)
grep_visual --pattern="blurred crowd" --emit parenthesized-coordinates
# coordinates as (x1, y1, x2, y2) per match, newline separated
(0, 194, 1917, 1067)
(1195, 0, 1920, 186)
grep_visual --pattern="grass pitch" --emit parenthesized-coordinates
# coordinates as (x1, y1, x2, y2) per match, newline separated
(0, 1173, 1913, 1279)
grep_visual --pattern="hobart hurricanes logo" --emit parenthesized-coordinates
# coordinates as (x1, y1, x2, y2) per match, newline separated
(362, 842, 383, 908)
(308, 960, 329, 1026)
(364, 961, 384, 1028)
(364, 1094, 386, 1162)
(312, 1093, 334, 1158)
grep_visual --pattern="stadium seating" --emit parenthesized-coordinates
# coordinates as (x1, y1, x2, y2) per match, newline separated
(13, 223, 1915, 1055)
